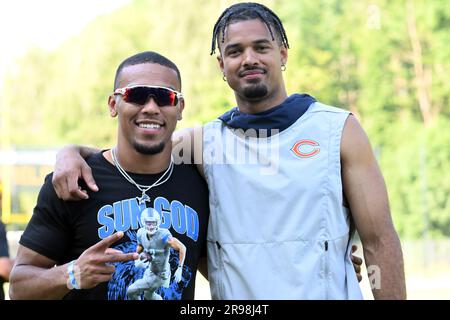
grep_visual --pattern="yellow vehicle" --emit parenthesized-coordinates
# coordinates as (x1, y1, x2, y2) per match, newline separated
(0, 150, 55, 225)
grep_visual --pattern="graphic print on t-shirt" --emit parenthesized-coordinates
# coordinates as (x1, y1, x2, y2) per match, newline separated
(96, 196, 199, 300)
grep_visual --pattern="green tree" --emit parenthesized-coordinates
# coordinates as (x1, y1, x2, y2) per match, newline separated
(2, 0, 450, 238)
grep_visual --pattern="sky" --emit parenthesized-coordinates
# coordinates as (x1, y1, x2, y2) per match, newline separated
(0, 0, 131, 79)
(0, 0, 131, 160)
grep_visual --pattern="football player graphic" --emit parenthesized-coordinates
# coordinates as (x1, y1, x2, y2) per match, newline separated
(127, 207, 186, 300)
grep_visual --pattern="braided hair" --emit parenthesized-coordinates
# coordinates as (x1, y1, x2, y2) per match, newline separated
(210, 2, 289, 55)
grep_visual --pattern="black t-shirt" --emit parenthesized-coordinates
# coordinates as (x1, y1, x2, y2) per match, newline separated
(0, 221, 9, 300)
(0, 222, 8, 258)
(20, 152, 209, 300)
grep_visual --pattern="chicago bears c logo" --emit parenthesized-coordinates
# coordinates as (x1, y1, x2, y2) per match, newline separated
(291, 139, 320, 158)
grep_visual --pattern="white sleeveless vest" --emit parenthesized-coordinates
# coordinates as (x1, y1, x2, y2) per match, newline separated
(203, 102, 363, 299)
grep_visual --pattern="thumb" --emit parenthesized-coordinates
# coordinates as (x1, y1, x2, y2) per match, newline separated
(81, 165, 98, 192)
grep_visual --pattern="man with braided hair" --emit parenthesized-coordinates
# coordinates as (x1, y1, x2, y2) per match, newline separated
(52, 2, 404, 299)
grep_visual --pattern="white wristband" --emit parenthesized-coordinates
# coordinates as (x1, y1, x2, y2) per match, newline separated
(67, 260, 80, 290)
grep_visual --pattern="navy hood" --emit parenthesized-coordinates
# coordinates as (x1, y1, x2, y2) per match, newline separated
(218, 94, 316, 135)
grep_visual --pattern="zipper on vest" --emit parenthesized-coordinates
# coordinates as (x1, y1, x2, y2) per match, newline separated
(324, 240, 329, 299)
(216, 241, 224, 298)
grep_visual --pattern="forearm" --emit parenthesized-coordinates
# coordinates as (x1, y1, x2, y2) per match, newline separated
(178, 248, 186, 267)
(175, 242, 186, 267)
(79, 145, 101, 159)
(56, 144, 100, 161)
(9, 264, 70, 300)
(362, 231, 406, 300)
(170, 239, 186, 266)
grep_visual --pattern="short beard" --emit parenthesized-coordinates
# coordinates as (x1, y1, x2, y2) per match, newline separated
(242, 84, 268, 100)
(133, 141, 165, 155)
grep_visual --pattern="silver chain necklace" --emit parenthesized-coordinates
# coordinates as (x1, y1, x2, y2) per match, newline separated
(111, 147, 174, 205)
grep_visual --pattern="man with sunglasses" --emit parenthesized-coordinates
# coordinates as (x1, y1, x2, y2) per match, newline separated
(51, 2, 404, 300)
(9, 51, 209, 300)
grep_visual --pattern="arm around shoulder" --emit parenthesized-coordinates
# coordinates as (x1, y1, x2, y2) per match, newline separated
(52, 144, 100, 201)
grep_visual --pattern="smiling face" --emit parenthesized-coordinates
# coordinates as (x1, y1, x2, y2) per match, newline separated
(109, 62, 184, 156)
(218, 19, 288, 111)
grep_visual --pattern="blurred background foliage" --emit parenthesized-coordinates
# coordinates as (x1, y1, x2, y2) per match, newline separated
(2, 0, 449, 238)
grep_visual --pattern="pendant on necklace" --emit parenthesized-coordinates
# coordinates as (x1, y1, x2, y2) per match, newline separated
(137, 192, 151, 205)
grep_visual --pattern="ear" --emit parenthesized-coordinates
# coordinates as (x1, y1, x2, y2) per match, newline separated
(217, 55, 224, 73)
(108, 94, 118, 117)
(280, 45, 288, 67)
(177, 98, 185, 121)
